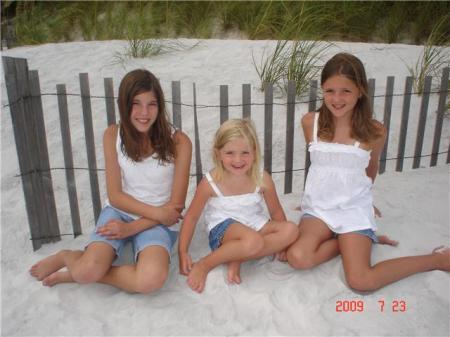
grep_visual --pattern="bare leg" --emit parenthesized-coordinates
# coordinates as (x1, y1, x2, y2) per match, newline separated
(339, 234, 450, 292)
(253, 221, 298, 259)
(43, 270, 73, 287)
(99, 245, 170, 294)
(187, 223, 264, 293)
(286, 217, 339, 269)
(227, 261, 242, 284)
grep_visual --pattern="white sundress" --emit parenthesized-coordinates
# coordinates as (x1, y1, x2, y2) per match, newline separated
(202, 172, 269, 233)
(300, 113, 377, 234)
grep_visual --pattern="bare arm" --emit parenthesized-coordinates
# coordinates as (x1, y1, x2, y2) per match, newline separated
(104, 125, 185, 226)
(366, 122, 387, 183)
(166, 130, 192, 212)
(178, 177, 212, 275)
(301, 112, 315, 144)
(262, 171, 287, 222)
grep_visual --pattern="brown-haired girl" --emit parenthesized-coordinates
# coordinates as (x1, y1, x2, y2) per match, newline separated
(30, 69, 192, 293)
(283, 53, 449, 291)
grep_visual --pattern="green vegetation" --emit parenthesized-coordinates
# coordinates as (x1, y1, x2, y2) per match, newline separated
(253, 40, 331, 96)
(2, 1, 449, 47)
(406, 15, 450, 95)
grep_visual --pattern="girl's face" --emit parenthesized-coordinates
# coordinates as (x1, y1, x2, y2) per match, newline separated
(322, 75, 361, 119)
(130, 90, 158, 133)
(217, 137, 255, 177)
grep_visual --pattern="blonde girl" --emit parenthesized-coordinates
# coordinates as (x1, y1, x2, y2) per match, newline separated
(179, 119, 298, 293)
(283, 53, 450, 291)
(30, 69, 192, 293)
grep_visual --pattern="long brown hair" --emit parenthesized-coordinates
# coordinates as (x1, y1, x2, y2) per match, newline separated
(318, 53, 382, 143)
(117, 69, 175, 162)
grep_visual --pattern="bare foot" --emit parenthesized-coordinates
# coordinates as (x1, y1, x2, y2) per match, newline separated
(377, 235, 399, 246)
(42, 271, 73, 287)
(432, 246, 450, 271)
(227, 262, 241, 284)
(187, 261, 210, 293)
(29, 252, 65, 281)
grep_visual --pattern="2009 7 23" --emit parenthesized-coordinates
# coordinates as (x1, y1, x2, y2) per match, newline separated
(335, 299, 407, 312)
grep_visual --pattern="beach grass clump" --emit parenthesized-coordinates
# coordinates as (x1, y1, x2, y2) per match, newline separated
(253, 40, 330, 97)
(407, 15, 450, 95)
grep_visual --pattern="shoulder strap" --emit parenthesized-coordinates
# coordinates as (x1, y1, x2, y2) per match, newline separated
(205, 172, 223, 197)
(313, 112, 319, 143)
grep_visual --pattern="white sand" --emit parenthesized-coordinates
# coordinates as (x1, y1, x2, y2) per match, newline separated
(1, 39, 449, 336)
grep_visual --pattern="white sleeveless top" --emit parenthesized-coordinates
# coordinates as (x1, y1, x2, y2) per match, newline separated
(203, 172, 269, 232)
(105, 126, 175, 220)
(301, 113, 377, 233)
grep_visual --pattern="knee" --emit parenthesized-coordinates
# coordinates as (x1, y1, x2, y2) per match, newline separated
(242, 233, 265, 257)
(286, 247, 315, 270)
(282, 222, 299, 244)
(71, 259, 109, 284)
(345, 270, 376, 292)
(134, 269, 168, 294)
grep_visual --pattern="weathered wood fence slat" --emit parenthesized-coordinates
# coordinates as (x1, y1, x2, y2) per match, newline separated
(396, 76, 413, 172)
(79, 73, 102, 221)
(2, 55, 449, 251)
(3, 57, 60, 249)
(57, 84, 82, 237)
(413, 76, 433, 169)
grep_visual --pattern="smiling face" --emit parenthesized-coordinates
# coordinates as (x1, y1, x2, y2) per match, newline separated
(129, 90, 158, 133)
(217, 136, 255, 177)
(322, 74, 361, 120)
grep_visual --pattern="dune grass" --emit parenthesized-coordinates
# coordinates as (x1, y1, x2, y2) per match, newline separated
(4, 1, 449, 47)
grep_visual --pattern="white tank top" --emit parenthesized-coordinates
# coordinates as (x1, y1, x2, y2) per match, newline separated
(203, 172, 269, 232)
(301, 113, 377, 233)
(105, 126, 175, 220)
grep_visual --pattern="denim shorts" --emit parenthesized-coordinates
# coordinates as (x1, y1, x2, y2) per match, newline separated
(208, 218, 236, 251)
(301, 213, 379, 243)
(88, 206, 178, 262)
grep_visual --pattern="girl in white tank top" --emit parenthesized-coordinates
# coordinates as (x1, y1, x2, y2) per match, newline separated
(178, 119, 298, 293)
(30, 69, 192, 294)
(282, 53, 450, 292)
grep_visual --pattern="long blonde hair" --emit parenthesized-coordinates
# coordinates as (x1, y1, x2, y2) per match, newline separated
(212, 119, 263, 186)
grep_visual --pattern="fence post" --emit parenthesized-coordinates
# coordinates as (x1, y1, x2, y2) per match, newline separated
(242, 84, 251, 119)
(264, 83, 273, 174)
(171, 81, 182, 130)
(368, 78, 375, 113)
(2, 56, 60, 250)
(430, 67, 449, 166)
(79, 73, 102, 221)
(193, 83, 203, 185)
(304, 79, 317, 188)
(57, 84, 82, 237)
(379, 76, 394, 174)
(28, 70, 60, 241)
(396, 76, 413, 172)
(220, 85, 229, 124)
(104, 78, 116, 126)
(413, 76, 432, 169)
(284, 80, 296, 194)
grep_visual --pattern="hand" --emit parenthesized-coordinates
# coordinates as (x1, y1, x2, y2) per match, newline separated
(96, 220, 132, 240)
(373, 205, 382, 218)
(179, 252, 193, 275)
(155, 203, 183, 226)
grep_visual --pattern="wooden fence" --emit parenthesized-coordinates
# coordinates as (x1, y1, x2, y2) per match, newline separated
(2, 56, 449, 250)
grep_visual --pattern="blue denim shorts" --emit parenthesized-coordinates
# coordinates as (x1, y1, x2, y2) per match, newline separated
(208, 218, 236, 251)
(301, 213, 379, 243)
(88, 206, 178, 262)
